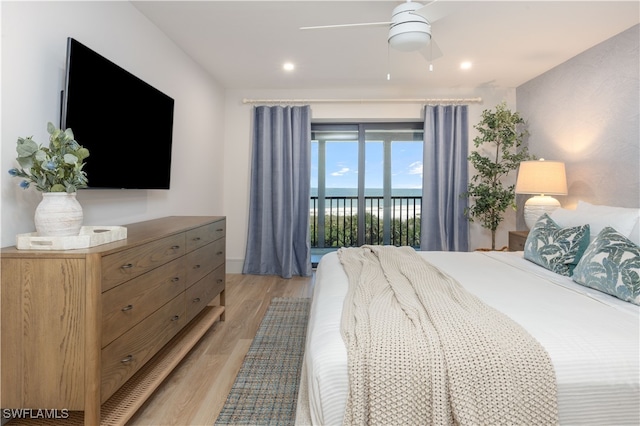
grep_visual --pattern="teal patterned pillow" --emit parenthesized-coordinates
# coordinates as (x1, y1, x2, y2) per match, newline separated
(524, 214, 590, 276)
(573, 227, 640, 305)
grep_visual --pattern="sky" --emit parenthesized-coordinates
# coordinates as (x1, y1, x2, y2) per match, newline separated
(311, 140, 423, 190)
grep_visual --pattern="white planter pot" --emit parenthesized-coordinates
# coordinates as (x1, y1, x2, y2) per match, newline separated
(34, 192, 83, 237)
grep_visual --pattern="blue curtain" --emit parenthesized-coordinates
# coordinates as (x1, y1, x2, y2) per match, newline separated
(242, 105, 312, 278)
(421, 105, 469, 251)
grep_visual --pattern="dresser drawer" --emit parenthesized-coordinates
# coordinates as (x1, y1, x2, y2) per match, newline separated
(185, 238, 225, 287)
(508, 231, 529, 252)
(185, 264, 225, 323)
(101, 233, 186, 292)
(100, 293, 185, 402)
(185, 219, 226, 253)
(101, 258, 186, 347)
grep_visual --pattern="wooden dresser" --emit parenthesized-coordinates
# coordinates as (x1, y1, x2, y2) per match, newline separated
(1, 216, 226, 425)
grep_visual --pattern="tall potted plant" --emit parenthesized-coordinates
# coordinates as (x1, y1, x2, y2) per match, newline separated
(462, 102, 533, 250)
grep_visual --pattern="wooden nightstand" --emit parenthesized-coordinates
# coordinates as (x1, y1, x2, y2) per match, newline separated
(508, 231, 529, 251)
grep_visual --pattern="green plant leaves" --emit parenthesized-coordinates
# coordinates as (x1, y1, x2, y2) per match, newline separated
(8, 122, 90, 193)
(461, 102, 533, 249)
(63, 153, 79, 165)
(16, 137, 38, 157)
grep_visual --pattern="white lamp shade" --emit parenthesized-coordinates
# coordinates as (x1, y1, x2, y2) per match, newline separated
(516, 159, 568, 229)
(515, 160, 568, 195)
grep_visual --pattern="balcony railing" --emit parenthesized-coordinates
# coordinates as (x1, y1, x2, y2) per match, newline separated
(310, 196, 421, 249)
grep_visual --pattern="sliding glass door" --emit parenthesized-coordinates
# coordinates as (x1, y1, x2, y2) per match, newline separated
(311, 122, 423, 254)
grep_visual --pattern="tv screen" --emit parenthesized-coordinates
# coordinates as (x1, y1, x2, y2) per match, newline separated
(61, 37, 174, 189)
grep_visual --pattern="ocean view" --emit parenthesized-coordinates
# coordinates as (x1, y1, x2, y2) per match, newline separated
(310, 188, 422, 218)
(310, 188, 422, 197)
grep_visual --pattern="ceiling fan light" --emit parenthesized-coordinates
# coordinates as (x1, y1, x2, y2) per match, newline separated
(388, 30, 431, 51)
(387, 2, 431, 52)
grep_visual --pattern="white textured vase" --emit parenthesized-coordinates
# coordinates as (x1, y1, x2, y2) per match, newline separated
(34, 192, 83, 237)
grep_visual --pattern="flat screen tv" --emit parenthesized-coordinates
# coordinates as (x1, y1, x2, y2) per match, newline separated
(61, 37, 174, 189)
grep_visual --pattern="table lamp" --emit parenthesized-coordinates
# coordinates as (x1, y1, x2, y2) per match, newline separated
(515, 159, 568, 229)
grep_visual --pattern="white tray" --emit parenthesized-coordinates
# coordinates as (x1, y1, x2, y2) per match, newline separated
(16, 226, 127, 250)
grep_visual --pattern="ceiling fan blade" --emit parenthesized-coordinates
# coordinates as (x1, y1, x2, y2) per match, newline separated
(412, 0, 438, 16)
(300, 21, 391, 30)
(412, 0, 448, 22)
(418, 38, 443, 62)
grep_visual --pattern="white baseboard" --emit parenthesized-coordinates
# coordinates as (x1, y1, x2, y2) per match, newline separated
(226, 258, 244, 274)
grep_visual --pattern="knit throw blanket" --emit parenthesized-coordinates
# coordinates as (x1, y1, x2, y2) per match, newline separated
(338, 246, 558, 426)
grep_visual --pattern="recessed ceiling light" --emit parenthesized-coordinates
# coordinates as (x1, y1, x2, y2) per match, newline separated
(460, 61, 472, 70)
(283, 62, 295, 71)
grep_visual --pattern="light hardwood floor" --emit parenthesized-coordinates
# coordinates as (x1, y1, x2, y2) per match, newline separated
(127, 273, 314, 426)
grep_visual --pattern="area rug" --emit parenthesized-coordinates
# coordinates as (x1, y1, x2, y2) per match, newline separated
(215, 297, 311, 425)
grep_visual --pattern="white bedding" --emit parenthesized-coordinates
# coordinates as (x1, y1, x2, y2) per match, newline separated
(300, 250, 640, 426)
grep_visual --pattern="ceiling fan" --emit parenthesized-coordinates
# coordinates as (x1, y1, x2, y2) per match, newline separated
(300, 0, 444, 62)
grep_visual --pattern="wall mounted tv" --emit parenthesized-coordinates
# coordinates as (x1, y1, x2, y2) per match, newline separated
(61, 37, 175, 189)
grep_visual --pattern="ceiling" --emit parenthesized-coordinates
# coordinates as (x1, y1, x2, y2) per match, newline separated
(131, 0, 639, 91)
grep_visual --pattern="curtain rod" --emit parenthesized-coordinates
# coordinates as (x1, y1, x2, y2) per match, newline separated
(242, 97, 482, 105)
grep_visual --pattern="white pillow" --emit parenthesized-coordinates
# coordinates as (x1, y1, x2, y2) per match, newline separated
(551, 201, 639, 245)
(630, 219, 640, 246)
(548, 208, 579, 227)
(577, 201, 640, 243)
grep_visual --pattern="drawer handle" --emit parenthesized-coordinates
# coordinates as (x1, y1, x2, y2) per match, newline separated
(171, 277, 180, 282)
(192, 297, 201, 303)
(121, 304, 134, 312)
(216, 228, 223, 232)
(121, 263, 134, 269)
(217, 279, 223, 283)
(216, 251, 223, 256)
(121, 355, 133, 364)
(171, 315, 180, 322)
(192, 237, 201, 241)
(170, 245, 181, 250)
(193, 264, 201, 269)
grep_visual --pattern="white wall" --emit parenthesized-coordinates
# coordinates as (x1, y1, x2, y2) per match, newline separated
(1, 1, 226, 248)
(223, 86, 516, 272)
(516, 24, 639, 228)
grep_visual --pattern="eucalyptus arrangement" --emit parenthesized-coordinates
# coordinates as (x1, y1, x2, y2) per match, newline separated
(8, 122, 90, 193)
(461, 102, 533, 250)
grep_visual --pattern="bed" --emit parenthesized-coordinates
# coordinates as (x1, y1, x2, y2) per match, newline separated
(297, 202, 640, 426)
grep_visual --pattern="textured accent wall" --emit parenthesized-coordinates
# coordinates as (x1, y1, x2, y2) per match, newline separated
(516, 24, 639, 226)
